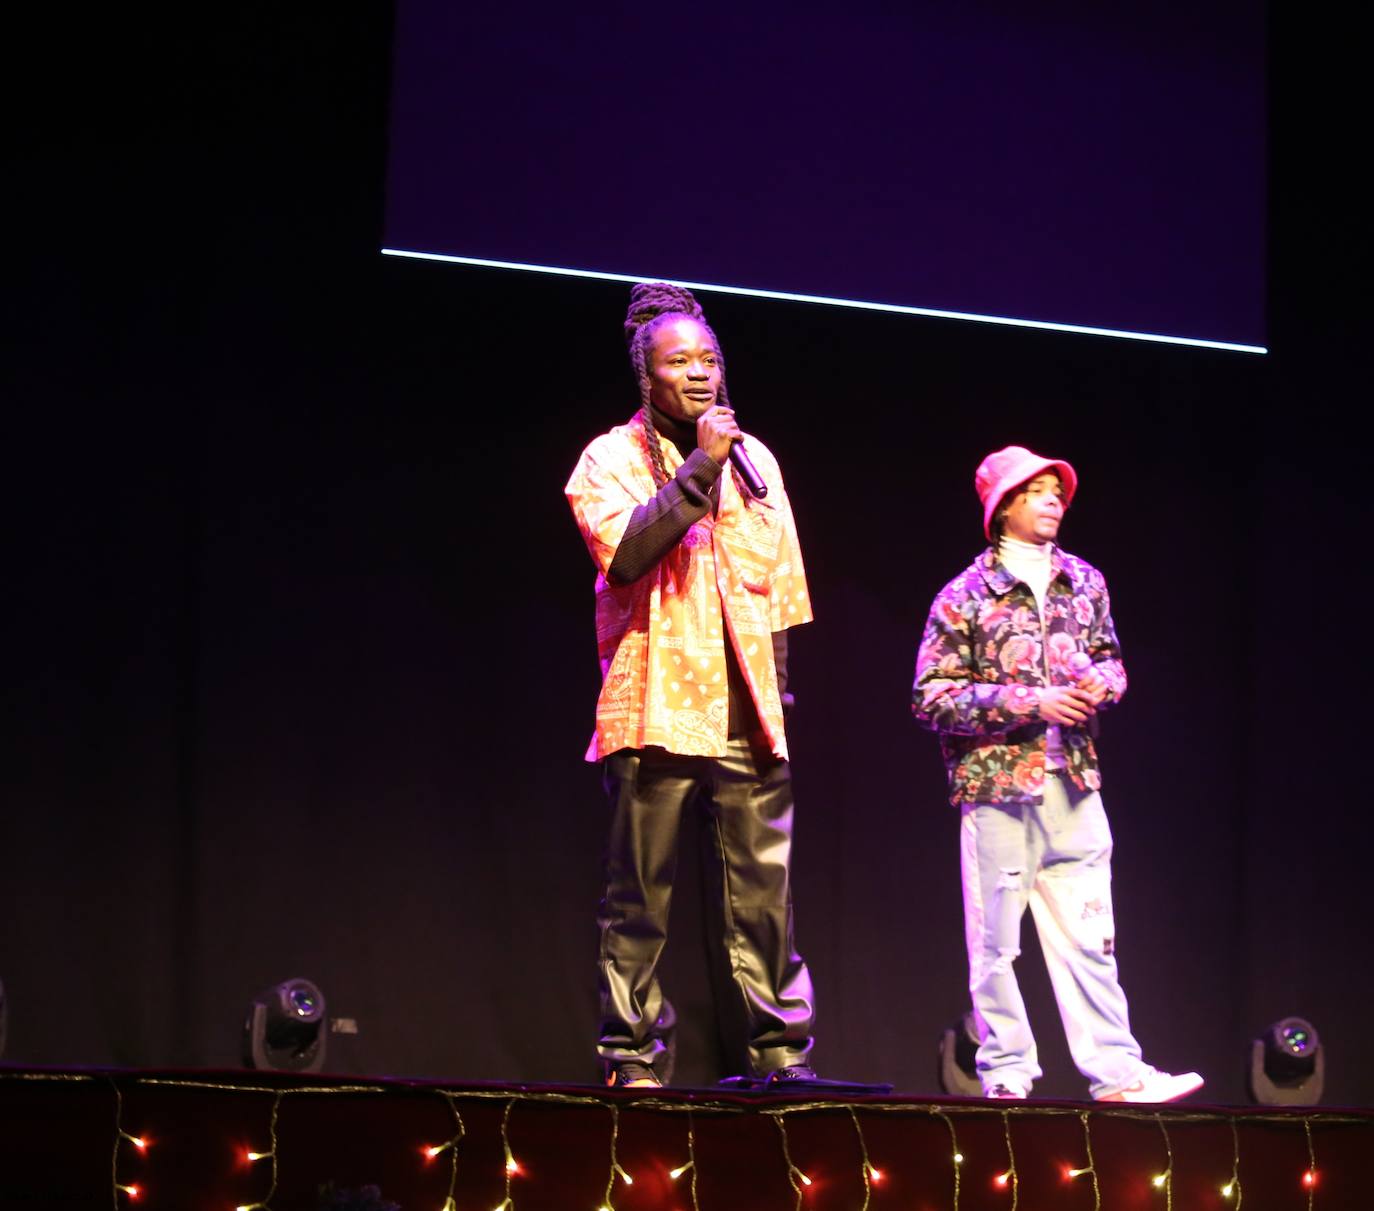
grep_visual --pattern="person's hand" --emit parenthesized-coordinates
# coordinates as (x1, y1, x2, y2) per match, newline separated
(1038, 685, 1098, 725)
(1074, 668, 1110, 705)
(697, 405, 741, 466)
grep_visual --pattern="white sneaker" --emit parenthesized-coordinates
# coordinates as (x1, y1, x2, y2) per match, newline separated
(984, 1082, 1029, 1099)
(1097, 1068, 1204, 1103)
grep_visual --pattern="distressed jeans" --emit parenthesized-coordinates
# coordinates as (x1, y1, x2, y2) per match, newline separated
(960, 773, 1145, 1097)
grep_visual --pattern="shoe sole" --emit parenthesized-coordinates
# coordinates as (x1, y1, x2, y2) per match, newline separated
(1098, 1073, 1204, 1103)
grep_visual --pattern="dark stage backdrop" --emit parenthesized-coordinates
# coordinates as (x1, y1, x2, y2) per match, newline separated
(3, 8, 1367, 1104)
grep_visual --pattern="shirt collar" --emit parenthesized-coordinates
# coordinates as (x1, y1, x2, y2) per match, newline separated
(978, 545, 1074, 594)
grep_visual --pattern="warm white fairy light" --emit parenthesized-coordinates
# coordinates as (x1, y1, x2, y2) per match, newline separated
(598, 1102, 635, 1211)
(491, 1097, 521, 1211)
(932, 1108, 963, 1209)
(768, 1112, 813, 1210)
(848, 1106, 879, 1210)
(1065, 1110, 1102, 1209)
(997, 1109, 1020, 1204)
(1153, 1113, 1175, 1210)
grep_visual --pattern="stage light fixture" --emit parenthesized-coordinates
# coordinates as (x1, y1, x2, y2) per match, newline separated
(242, 977, 327, 1072)
(938, 1009, 982, 1096)
(1249, 1016, 1324, 1105)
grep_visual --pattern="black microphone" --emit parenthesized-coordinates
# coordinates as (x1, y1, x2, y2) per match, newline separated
(729, 441, 768, 499)
(1066, 651, 1101, 738)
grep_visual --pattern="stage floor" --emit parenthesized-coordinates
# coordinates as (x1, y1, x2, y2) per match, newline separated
(1, 1068, 1369, 1210)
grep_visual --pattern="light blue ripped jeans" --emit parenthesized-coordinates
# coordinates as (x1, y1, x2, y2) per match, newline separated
(960, 773, 1145, 1098)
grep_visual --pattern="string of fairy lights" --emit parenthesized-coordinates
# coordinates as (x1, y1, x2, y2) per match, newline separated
(1, 1071, 1365, 1210)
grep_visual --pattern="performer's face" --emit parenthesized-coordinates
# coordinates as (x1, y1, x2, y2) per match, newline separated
(1001, 473, 1066, 545)
(647, 318, 722, 422)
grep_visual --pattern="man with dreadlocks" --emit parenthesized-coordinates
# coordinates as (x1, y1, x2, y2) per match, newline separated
(565, 283, 819, 1088)
(912, 445, 1204, 1103)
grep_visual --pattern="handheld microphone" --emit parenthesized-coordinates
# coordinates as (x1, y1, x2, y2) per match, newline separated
(1066, 651, 1101, 738)
(729, 442, 768, 499)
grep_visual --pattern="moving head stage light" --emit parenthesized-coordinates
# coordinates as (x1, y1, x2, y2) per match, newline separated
(1250, 1016, 1324, 1106)
(938, 1010, 982, 1097)
(243, 977, 327, 1073)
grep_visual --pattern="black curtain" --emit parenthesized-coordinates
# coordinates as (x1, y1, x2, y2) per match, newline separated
(3, 6, 1367, 1103)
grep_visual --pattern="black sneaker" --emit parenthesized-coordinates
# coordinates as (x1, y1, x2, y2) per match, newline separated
(606, 1061, 661, 1088)
(765, 1064, 819, 1084)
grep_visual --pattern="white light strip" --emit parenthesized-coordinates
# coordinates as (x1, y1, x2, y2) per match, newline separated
(380, 248, 1267, 355)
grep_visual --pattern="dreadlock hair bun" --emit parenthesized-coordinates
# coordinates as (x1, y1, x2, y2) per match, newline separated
(623, 282, 705, 348)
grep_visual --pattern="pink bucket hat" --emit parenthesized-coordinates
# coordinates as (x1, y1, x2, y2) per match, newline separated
(975, 445, 1078, 539)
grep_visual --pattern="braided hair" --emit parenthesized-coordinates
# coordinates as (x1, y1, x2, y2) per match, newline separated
(623, 282, 732, 488)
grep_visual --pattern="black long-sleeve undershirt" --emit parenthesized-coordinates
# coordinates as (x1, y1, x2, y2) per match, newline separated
(606, 446, 722, 586)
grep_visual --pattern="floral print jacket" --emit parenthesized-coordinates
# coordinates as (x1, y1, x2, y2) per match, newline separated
(912, 546, 1127, 805)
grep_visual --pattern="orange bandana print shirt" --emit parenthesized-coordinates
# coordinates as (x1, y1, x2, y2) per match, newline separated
(566, 413, 813, 762)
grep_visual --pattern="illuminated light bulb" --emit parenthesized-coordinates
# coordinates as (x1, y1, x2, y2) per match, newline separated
(995, 1171, 1011, 1188)
(505, 1155, 521, 1175)
(670, 1163, 693, 1180)
(1153, 1173, 1169, 1188)
(1066, 1165, 1091, 1180)
(1303, 1169, 1317, 1188)
(614, 1162, 634, 1186)
(867, 1163, 884, 1183)
(424, 1144, 447, 1160)
(798, 1171, 813, 1187)
(128, 1136, 149, 1151)
(953, 1152, 964, 1165)
(493, 1201, 511, 1211)
(1221, 1182, 1235, 1198)
(246, 1150, 270, 1163)
(118, 1185, 141, 1200)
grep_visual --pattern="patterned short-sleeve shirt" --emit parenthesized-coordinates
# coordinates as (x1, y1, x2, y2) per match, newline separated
(566, 413, 813, 762)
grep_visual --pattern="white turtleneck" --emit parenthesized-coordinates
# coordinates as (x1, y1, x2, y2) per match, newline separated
(998, 535, 1065, 770)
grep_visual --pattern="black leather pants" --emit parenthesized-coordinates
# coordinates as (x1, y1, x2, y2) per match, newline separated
(597, 737, 816, 1078)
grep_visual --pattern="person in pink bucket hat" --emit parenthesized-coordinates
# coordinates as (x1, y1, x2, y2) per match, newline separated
(911, 445, 1204, 1104)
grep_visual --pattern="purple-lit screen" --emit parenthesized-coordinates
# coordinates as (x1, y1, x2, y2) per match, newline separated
(383, 3, 1265, 350)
